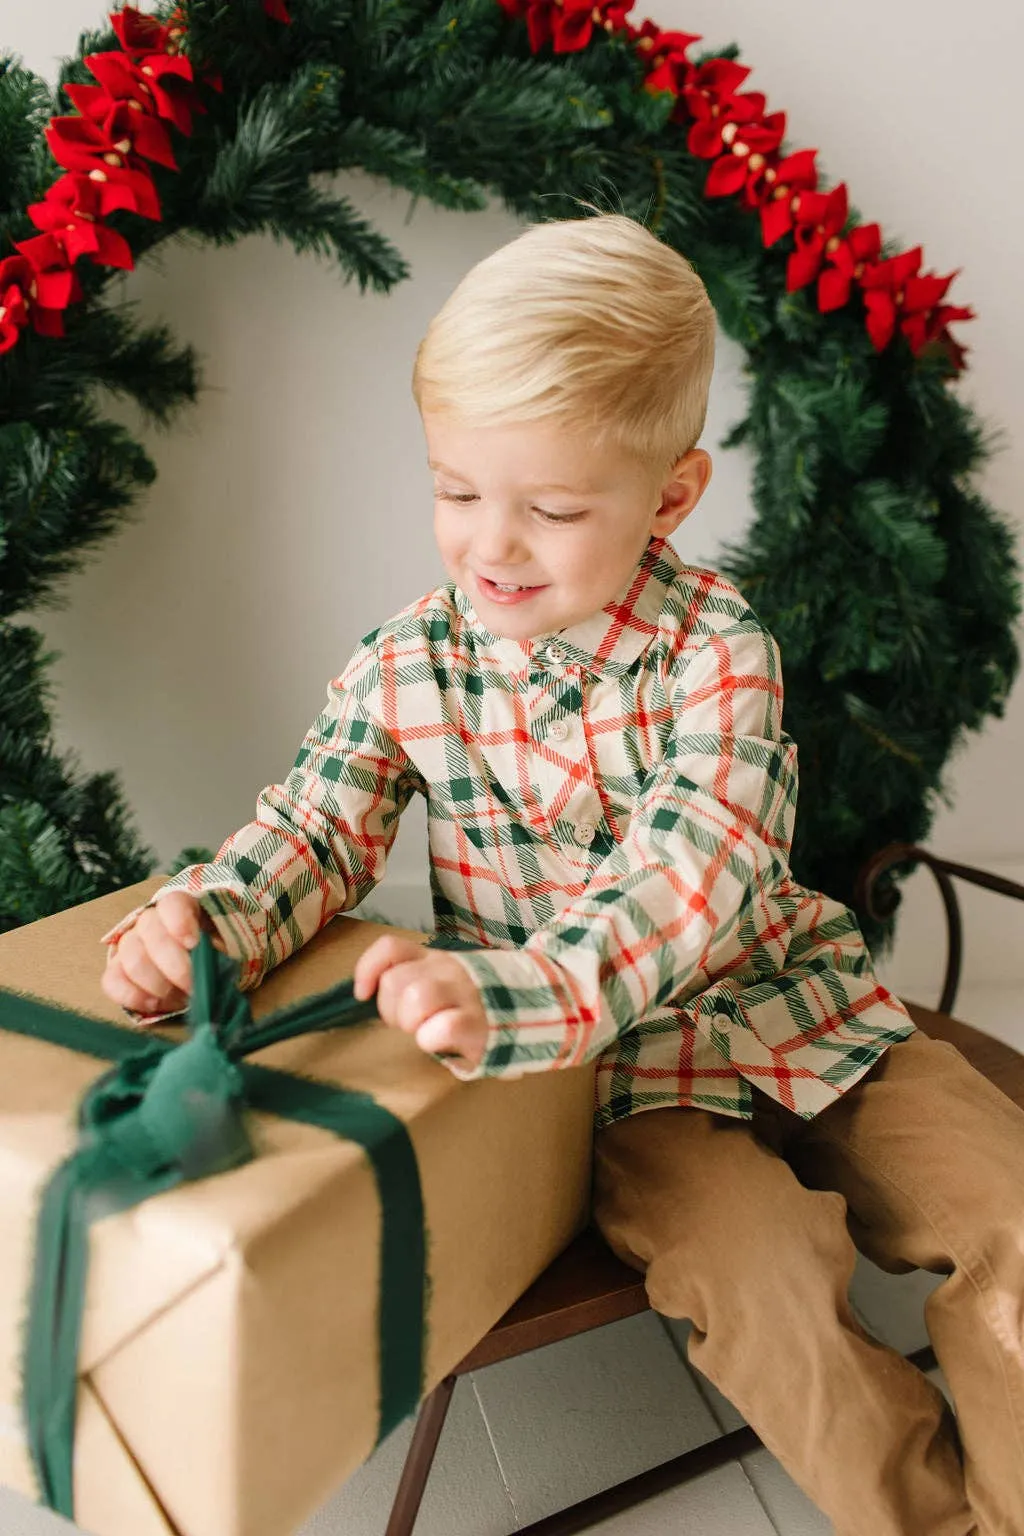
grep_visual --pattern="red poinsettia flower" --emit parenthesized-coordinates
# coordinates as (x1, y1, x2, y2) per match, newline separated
(83, 49, 201, 138)
(683, 60, 761, 157)
(858, 247, 926, 350)
(60, 86, 178, 170)
(704, 112, 786, 199)
(45, 111, 166, 192)
(0, 247, 82, 346)
(26, 172, 138, 269)
(817, 222, 881, 312)
(785, 181, 849, 292)
(631, 21, 701, 98)
(496, 0, 634, 53)
(901, 300, 975, 361)
(110, 6, 187, 59)
(0, 258, 31, 352)
(758, 149, 819, 244)
(858, 248, 970, 355)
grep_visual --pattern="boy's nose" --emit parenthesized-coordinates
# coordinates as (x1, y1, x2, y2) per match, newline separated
(472, 507, 528, 566)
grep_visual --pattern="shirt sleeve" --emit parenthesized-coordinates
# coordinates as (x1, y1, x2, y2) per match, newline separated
(101, 676, 424, 990)
(448, 621, 798, 1079)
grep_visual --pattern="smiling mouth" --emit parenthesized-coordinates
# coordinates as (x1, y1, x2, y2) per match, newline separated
(477, 574, 547, 600)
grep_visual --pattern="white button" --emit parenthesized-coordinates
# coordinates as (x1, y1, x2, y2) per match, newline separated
(575, 821, 597, 847)
(542, 642, 567, 664)
(547, 719, 570, 743)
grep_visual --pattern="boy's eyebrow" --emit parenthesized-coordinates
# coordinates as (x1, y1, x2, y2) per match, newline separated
(428, 460, 595, 495)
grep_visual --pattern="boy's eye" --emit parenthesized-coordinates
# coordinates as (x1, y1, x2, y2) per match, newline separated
(434, 490, 585, 523)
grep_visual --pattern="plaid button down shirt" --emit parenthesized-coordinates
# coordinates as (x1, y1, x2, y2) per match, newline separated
(105, 538, 913, 1128)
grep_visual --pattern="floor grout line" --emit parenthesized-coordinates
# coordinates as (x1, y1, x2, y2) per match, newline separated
(469, 1372, 521, 1532)
(655, 1313, 734, 1433)
(656, 1314, 792, 1536)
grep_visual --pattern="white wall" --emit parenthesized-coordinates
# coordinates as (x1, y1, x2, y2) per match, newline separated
(8, 1, 1024, 1005)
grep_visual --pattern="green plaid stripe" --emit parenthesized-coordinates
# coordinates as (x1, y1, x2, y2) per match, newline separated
(104, 540, 913, 1126)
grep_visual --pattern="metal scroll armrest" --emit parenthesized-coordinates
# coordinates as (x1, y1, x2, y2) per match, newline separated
(854, 842, 1024, 1016)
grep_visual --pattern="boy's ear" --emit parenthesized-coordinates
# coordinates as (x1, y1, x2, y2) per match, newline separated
(652, 449, 713, 537)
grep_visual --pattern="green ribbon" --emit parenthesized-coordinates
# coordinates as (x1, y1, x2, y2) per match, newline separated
(0, 934, 427, 1519)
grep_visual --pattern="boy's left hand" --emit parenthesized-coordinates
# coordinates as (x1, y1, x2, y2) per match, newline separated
(353, 936, 488, 1070)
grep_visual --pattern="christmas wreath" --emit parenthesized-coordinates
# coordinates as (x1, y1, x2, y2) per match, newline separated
(0, 0, 1019, 944)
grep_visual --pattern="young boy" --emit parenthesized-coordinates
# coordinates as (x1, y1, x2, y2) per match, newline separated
(100, 215, 1024, 1535)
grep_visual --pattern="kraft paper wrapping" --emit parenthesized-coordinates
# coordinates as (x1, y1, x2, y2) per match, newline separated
(0, 880, 594, 1536)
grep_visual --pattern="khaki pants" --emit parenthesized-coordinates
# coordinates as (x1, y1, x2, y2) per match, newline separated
(592, 1032, 1024, 1536)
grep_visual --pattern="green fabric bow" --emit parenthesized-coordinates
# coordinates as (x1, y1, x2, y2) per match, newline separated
(2, 933, 426, 1519)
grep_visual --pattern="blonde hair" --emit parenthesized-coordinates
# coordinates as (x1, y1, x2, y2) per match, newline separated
(412, 213, 716, 469)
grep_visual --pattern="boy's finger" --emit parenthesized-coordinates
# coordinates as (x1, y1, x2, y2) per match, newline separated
(138, 916, 195, 995)
(387, 965, 458, 1033)
(115, 929, 181, 1004)
(413, 1008, 466, 1059)
(102, 953, 169, 1017)
(353, 936, 425, 1000)
(154, 891, 203, 949)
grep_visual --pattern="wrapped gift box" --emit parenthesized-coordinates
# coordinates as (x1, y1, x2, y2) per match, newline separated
(0, 880, 594, 1536)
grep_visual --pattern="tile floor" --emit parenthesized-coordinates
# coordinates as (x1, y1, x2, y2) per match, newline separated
(1, 985, 1017, 1536)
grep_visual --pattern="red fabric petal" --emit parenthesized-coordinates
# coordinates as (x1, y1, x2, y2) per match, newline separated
(552, 11, 594, 51)
(848, 223, 881, 262)
(863, 290, 896, 350)
(902, 271, 953, 313)
(129, 111, 177, 169)
(705, 156, 748, 197)
(688, 120, 724, 159)
(745, 111, 785, 153)
(60, 222, 101, 262)
(525, 5, 552, 51)
(109, 166, 162, 220)
(645, 59, 683, 94)
(791, 188, 829, 229)
(84, 52, 148, 98)
(92, 225, 134, 270)
(46, 116, 118, 174)
(900, 314, 930, 353)
(631, 23, 701, 57)
(63, 82, 116, 121)
(817, 266, 852, 312)
(733, 91, 767, 123)
(773, 148, 818, 188)
(787, 240, 825, 292)
(30, 307, 66, 338)
(692, 59, 751, 96)
(111, 8, 182, 58)
(881, 247, 923, 288)
(822, 182, 848, 235)
(760, 199, 794, 247)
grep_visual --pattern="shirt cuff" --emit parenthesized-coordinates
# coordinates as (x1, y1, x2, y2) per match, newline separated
(446, 946, 603, 1080)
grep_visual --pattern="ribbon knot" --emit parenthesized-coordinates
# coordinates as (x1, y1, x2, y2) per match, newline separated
(81, 1024, 252, 1188)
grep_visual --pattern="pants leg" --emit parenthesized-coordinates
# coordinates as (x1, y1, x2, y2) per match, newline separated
(788, 1030, 1024, 1536)
(592, 1100, 975, 1536)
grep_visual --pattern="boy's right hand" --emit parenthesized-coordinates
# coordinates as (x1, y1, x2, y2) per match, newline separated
(101, 891, 205, 1018)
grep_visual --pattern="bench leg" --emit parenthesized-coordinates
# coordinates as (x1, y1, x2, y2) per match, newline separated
(384, 1374, 458, 1536)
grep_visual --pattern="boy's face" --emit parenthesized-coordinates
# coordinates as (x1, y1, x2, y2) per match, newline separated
(424, 414, 711, 643)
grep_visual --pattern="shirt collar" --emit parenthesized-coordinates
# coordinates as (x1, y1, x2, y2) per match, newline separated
(453, 537, 681, 678)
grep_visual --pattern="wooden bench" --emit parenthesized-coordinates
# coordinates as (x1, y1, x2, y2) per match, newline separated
(385, 845, 1024, 1536)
